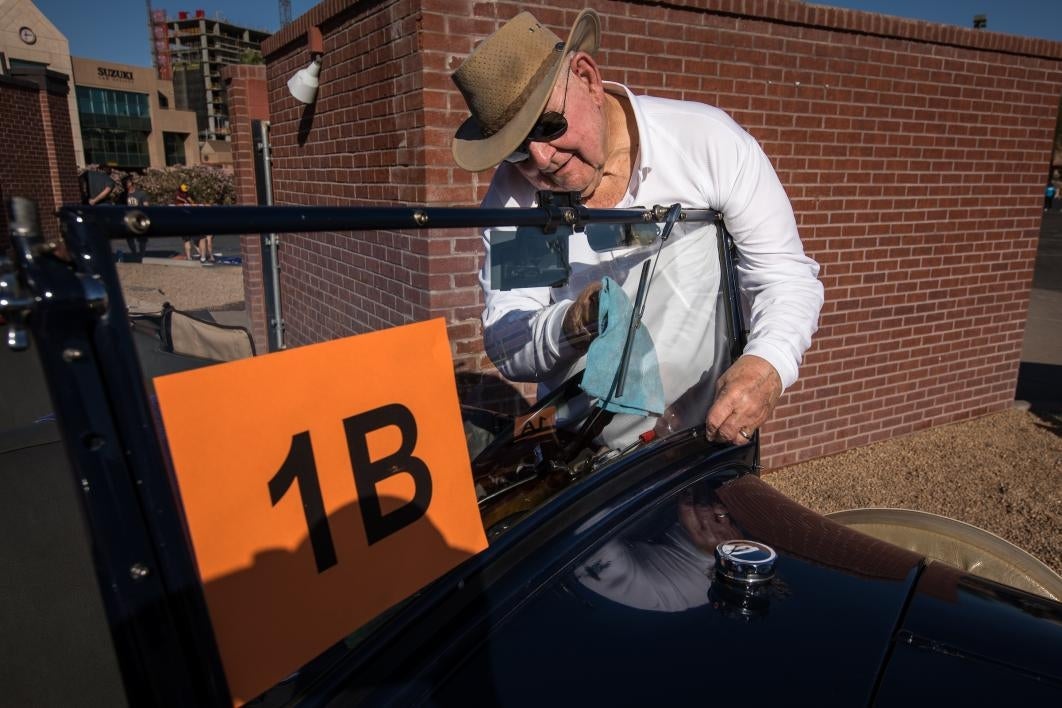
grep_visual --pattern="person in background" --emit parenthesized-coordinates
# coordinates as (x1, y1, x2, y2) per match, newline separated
(123, 175, 150, 259)
(1046, 182, 1057, 211)
(82, 166, 115, 206)
(450, 9, 823, 447)
(175, 182, 215, 265)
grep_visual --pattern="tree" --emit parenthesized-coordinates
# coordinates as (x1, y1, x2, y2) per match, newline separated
(133, 165, 236, 205)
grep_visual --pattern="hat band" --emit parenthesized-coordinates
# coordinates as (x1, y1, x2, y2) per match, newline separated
(480, 46, 563, 137)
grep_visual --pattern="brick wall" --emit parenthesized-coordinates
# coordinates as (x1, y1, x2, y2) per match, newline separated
(222, 64, 272, 352)
(254, 0, 1062, 466)
(262, 0, 443, 353)
(44, 89, 81, 209)
(223, 65, 270, 206)
(0, 69, 79, 252)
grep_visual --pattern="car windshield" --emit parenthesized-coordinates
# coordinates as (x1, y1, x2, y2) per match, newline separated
(3, 199, 742, 707)
(467, 217, 738, 532)
(129, 206, 740, 704)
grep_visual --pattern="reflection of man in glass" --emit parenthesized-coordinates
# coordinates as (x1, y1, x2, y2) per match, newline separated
(450, 10, 823, 447)
(574, 486, 739, 611)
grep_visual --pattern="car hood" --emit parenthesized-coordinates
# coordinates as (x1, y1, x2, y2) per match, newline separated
(426, 473, 924, 706)
(313, 432, 1062, 707)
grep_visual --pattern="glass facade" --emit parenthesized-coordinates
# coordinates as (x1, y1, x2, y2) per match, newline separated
(172, 65, 208, 138)
(163, 132, 187, 166)
(9, 58, 49, 71)
(76, 86, 152, 168)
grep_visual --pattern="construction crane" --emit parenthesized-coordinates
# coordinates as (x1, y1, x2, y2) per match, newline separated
(146, 0, 156, 69)
(280, 0, 293, 27)
(145, 0, 172, 80)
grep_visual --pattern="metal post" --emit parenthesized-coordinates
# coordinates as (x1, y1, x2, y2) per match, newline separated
(6, 199, 231, 706)
(253, 119, 284, 350)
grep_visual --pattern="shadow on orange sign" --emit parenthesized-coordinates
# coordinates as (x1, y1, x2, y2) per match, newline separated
(154, 318, 488, 706)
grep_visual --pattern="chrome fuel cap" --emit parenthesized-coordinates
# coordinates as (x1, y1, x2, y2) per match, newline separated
(715, 540, 777, 586)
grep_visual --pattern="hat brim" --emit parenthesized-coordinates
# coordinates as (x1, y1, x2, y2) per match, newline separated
(452, 9, 601, 172)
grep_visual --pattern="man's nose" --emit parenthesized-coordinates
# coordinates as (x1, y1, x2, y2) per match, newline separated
(526, 141, 556, 170)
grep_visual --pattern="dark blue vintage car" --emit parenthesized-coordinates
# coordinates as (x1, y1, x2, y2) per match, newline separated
(1, 196, 1060, 706)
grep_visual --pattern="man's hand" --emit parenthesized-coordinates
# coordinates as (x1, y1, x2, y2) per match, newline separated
(562, 281, 602, 352)
(706, 354, 782, 445)
(678, 497, 739, 554)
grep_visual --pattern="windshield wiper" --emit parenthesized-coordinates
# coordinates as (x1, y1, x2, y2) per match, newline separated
(613, 203, 682, 400)
(564, 203, 683, 467)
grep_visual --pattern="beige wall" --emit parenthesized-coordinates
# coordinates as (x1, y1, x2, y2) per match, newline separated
(0, 0, 84, 164)
(71, 56, 198, 168)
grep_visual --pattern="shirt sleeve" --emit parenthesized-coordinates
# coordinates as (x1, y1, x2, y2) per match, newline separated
(697, 112, 824, 390)
(479, 168, 581, 383)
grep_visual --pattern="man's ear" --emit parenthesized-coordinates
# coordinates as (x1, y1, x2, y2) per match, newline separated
(570, 52, 604, 102)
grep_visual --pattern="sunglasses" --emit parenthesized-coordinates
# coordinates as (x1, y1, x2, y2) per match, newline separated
(504, 67, 573, 164)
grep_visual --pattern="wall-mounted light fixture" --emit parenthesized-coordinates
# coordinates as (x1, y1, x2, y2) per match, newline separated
(287, 57, 321, 103)
(287, 26, 324, 104)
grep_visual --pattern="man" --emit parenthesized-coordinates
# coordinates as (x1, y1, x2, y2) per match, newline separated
(451, 9, 823, 446)
(82, 166, 114, 206)
(123, 175, 150, 258)
(175, 182, 215, 265)
(575, 482, 739, 612)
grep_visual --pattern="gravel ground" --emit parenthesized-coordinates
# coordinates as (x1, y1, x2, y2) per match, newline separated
(115, 262, 1062, 577)
(764, 408, 1062, 576)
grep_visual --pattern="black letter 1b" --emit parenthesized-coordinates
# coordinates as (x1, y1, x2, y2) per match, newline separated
(344, 404, 433, 545)
(268, 431, 338, 573)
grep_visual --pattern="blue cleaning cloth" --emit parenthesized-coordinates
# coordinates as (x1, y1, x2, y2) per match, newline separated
(580, 276, 665, 416)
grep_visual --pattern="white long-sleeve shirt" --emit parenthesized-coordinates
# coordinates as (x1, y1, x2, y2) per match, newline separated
(479, 83, 823, 443)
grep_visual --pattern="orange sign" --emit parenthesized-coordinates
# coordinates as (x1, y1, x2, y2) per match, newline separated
(154, 318, 488, 706)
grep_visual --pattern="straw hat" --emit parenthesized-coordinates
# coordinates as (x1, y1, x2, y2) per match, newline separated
(451, 9, 600, 172)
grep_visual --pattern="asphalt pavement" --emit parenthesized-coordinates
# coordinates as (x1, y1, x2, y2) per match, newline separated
(1017, 209, 1062, 416)
(111, 233, 244, 264)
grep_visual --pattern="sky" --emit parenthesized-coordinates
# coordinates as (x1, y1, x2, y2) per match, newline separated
(29, 0, 1062, 68)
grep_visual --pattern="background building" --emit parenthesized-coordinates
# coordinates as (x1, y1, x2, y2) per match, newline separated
(165, 9, 268, 143)
(0, 0, 84, 165)
(199, 138, 233, 165)
(71, 57, 198, 170)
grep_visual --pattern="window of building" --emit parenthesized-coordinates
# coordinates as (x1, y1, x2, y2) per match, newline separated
(76, 86, 151, 123)
(9, 58, 48, 71)
(76, 86, 152, 168)
(80, 129, 150, 169)
(163, 132, 187, 166)
(158, 91, 169, 108)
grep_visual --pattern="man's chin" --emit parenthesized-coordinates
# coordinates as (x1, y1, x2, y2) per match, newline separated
(518, 164, 595, 196)
(548, 172, 595, 196)
(524, 176, 590, 194)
